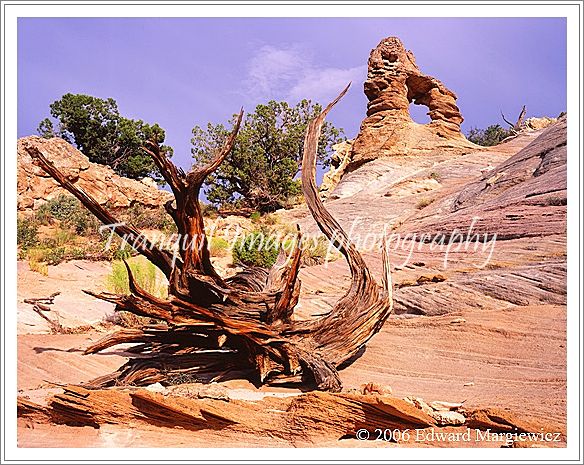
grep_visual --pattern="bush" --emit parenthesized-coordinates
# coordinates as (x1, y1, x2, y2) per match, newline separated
(416, 198, 435, 210)
(232, 230, 281, 268)
(301, 236, 339, 267)
(35, 194, 98, 235)
(104, 256, 168, 328)
(467, 124, 513, 147)
(121, 204, 176, 233)
(27, 245, 66, 266)
(17, 217, 39, 250)
(209, 236, 230, 257)
(25, 245, 68, 275)
(105, 255, 168, 298)
(27, 248, 49, 275)
(200, 202, 219, 219)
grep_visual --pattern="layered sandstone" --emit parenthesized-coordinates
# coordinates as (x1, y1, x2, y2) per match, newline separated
(349, 37, 477, 168)
(17, 136, 172, 212)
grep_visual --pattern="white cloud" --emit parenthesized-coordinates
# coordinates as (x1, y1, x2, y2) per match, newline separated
(243, 44, 366, 104)
(287, 65, 366, 102)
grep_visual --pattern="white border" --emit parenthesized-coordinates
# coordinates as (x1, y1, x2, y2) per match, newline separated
(2, 1, 581, 463)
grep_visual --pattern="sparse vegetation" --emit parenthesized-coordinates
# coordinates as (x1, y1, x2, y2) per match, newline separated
(17, 217, 39, 251)
(250, 211, 261, 223)
(416, 198, 435, 210)
(466, 124, 513, 147)
(263, 213, 279, 226)
(200, 202, 219, 219)
(105, 255, 168, 298)
(121, 203, 176, 233)
(301, 236, 339, 267)
(209, 236, 230, 257)
(26, 248, 49, 276)
(429, 172, 441, 181)
(232, 230, 281, 268)
(104, 256, 168, 328)
(35, 194, 99, 235)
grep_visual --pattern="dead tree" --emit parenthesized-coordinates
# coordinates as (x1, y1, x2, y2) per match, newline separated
(501, 105, 527, 134)
(24, 85, 394, 392)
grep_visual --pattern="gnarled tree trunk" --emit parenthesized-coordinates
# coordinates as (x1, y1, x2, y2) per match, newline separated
(24, 85, 394, 392)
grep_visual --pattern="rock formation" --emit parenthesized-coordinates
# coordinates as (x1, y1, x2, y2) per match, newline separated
(17, 136, 172, 212)
(404, 114, 567, 241)
(349, 37, 477, 168)
(319, 139, 353, 198)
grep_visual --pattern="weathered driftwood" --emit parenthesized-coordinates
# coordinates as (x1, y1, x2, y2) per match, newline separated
(24, 85, 394, 392)
(501, 105, 527, 134)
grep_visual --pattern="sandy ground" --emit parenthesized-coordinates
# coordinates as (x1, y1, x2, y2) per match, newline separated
(17, 260, 115, 333)
(17, 298, 565, 447)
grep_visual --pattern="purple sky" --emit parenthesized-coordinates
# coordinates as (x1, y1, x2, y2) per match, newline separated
(18, 17, 566, 175)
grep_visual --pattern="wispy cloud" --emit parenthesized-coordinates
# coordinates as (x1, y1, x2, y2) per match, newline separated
(243, 44, 366, 104)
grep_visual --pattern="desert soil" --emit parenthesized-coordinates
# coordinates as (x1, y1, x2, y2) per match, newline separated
(17, 261, 565, 447)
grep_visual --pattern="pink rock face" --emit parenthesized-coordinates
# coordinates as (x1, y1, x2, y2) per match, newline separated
(351, 37, 476, 167)
(17, 136, 172, 212)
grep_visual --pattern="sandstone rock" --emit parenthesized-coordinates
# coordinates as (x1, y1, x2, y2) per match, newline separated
(525, 116, 557, 131)
(403, 115, 567, 241)
(403, 396, 434, 416)
(431, 410, 466, 426)
(349, 37, 477, 168)
(320, 140, 353, 199)
(429, 400, 464, 411)
(17, 136, 172, 213)
(359, 382, 392, 396)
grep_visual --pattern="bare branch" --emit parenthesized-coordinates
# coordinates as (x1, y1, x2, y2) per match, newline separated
(25, 142, 176, 277)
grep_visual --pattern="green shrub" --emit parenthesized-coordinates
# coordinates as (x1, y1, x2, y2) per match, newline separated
(42, 246, 66, 265)
(209, 236, 230, 257)
(104, 255, 167, 327)
(34, 207, 53, 225)
(27, 249, 48, 275)
(232, 230, 280, 268)
(467, 124, 513, 147)
(200, 202, 219, 219)
(250, 211, 261, 223)
(301, 236, 339, 267)
(17, 217, 39, 250)
(52, 228, 76, 246)
(25, 245, 66, 270)
(36, 194, 79, 222)
(105, 255, 168, 298)
(263, 213, 279, 226)
(35, 194, 98, 235)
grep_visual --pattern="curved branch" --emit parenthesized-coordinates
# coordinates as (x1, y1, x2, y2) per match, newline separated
(500, 111, 516, 130)
(188, 108, 244, 188)
(264, 226, 303, 325)
(300, 83, 367, 272)
(142, 142, 185, 200)
(25, 143, 176, 277)
(294, 84, 394, 373)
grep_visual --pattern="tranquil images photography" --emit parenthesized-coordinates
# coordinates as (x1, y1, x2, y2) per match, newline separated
(6, 9, 579, 457)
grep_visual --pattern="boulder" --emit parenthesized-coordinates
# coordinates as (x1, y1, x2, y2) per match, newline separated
(17, 136, 172, 213)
